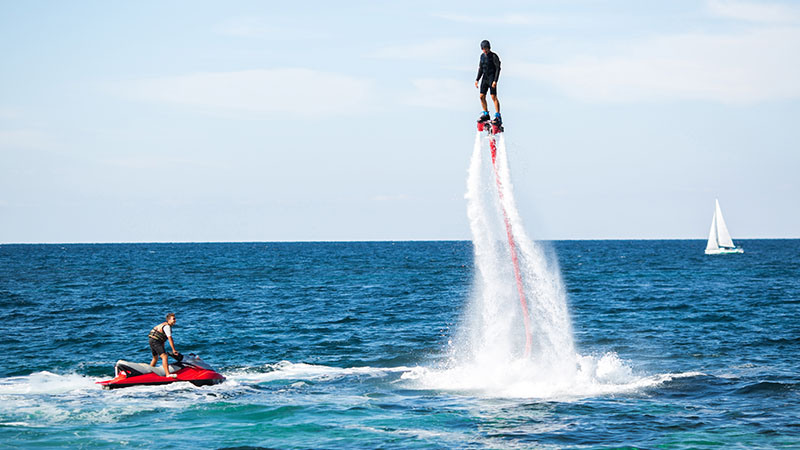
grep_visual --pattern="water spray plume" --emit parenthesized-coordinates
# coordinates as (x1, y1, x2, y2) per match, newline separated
(401, 130, 655, 398)
(489, 138, 533, 357)
(459, 131, 576, 368)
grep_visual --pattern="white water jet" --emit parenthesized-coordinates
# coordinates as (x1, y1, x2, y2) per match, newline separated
(401, 132, 652, 399)
(457, 132, 577, 371)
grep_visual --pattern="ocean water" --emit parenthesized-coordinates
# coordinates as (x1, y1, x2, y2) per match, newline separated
(2, 131, 798, 449)
(1, 239, 799, 449)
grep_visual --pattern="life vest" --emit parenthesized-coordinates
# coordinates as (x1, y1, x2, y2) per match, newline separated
(148, 322, 169, 342)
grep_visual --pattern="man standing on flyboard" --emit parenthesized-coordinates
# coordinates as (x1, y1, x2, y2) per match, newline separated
(475, 39, 502, 127)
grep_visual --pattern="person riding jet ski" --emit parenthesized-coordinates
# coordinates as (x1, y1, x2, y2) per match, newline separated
(97, 352, 225, 389)
(149, 312, 179, 378)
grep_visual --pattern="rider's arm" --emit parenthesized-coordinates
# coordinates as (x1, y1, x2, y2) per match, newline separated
(167, 336, 177, 354)
(493, 53, 501, 83)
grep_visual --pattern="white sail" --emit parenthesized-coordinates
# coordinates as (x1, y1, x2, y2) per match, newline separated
(704, 198, 742, 254)
(705, 213, 719, 251)
(714, 199, 735, 248)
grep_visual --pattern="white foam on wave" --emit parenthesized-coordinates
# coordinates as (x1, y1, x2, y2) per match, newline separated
(0, 359, 706, 430)
(401, 352, 702, 400)
(342, 423, 473, 446)
(0, 421, 37, 427)
(0, 369, 230, 426)
(225, 361, 413, 384)
(221, 360, 703, 400)
(0, 362, 411, 401)
(0, 371, 102, 395)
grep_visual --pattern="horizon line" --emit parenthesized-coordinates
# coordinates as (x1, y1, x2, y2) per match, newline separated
(2, 237, 798, 245)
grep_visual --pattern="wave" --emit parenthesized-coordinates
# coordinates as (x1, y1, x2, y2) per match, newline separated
(0, 370, 230, 427)
(0, 371, 100, 395)
(735, 380, 797, 395)
(0, 361, 710, 431)
(0, 363, 413, 397)
(1, 360, 697, 400)
(219, 360, 704, 401)
(224, 361, 414, 384)
(401, 352, 703, 400)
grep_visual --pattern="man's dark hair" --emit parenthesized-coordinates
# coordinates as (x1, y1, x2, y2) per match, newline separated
(166, 312, 175, 320)
(480, 40, 491, 50)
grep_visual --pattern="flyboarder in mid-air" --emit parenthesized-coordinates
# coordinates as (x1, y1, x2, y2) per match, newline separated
(475, 39, 501, 127)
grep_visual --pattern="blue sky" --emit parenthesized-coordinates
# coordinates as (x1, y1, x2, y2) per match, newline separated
(2, 0, 798, 242)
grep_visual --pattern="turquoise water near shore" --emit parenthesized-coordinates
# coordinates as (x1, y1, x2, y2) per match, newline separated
(1, 240, 799, 448)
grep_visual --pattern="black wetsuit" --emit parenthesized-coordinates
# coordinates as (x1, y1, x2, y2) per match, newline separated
(476, 51, 501, 95)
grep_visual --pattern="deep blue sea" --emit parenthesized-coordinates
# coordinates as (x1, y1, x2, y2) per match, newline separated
(1, 240, 799, 449)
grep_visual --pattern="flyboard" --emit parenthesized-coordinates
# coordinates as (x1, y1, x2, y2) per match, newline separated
(477, 118, 534, 357)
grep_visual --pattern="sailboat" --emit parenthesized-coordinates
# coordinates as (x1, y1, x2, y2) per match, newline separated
(705, 199, 743, 254)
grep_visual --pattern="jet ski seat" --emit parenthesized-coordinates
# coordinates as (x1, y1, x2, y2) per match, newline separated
(116, 360, 182, 377)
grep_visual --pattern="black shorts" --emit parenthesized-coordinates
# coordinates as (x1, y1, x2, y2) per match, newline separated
(149, 338, 166, 357)
(480, 80, 497, 96)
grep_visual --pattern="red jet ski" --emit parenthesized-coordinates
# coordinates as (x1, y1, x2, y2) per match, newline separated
(97, 353, 225, 389)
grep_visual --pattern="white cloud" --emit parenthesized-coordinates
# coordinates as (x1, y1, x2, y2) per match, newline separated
(433, 12, 555, 26)
(0, 129, 51, 150)
(707, 0, 800, 24)
(116, 69, 374, 117)
(214, 17, 328, 39)
(103, 155, 207, 170)
(371, 194, 410, 202)
(403, 78, 475, 110)
(515, 28, 800, 104)
(0, 107, 21, 120)
(371, 38, 472, 62)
